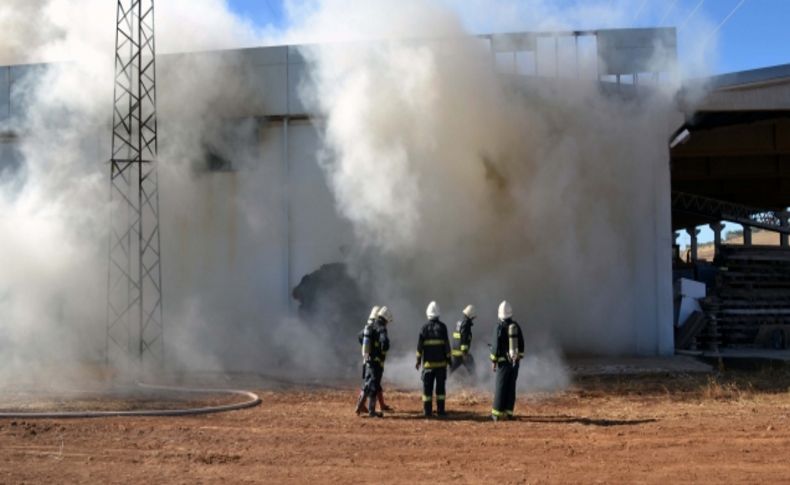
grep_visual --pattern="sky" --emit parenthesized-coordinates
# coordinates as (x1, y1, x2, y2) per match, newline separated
(227, 0, 790, 76)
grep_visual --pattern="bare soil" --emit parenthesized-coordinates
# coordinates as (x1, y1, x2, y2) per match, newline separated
(2, 370, 790, 484)
(0, 389, 241, 413)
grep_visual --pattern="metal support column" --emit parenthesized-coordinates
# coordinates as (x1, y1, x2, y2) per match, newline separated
(686, 227, 700, 262)
(709, 222, 723, 259)
(106, 0, 164, 369)
(743, 225, 752, 246)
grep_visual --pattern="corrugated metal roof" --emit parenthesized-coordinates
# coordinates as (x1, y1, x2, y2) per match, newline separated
(693, 64, 790, 91)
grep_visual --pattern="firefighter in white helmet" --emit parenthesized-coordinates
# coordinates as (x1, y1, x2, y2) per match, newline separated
(490, 300, 524, 421)
(450, 305, 476, 375)
(415, 301, 451, 417)
(355, 305, 391, 417)
(374, 306, 393, 411)
(356, 305, 388, 415)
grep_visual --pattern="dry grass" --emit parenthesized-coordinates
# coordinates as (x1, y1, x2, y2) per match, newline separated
(695, 230, 781, 261)
(572, 367, 790, 402)
(453, 389, 482, 406)
(702, 375, 753, 400)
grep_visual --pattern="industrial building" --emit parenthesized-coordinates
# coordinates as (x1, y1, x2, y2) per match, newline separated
(1, 27, 788, 361)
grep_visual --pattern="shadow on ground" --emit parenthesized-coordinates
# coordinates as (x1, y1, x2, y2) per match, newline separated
(519, 415, 657, 426)
(381, 411, 657, 426)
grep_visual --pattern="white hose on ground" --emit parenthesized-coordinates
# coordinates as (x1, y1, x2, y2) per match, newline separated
(0, 383, 261, 419)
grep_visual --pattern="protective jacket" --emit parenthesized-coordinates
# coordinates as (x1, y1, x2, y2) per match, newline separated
(416, 319, 451, 369)
(376, 317, 390, 364)
(490, 318, 524, 365)
(359, 321, 388, 365)
(451, 317, 473, 358)
(357, 320, 389, 416)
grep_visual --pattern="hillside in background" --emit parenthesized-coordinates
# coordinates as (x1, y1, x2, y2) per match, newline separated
(695, 229, 782, 261)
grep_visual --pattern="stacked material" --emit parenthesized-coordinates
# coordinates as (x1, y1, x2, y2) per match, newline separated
(707, 245, 790, 349)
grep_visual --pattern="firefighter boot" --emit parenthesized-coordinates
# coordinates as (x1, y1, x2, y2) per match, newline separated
(378, 390, 392, 412)
(354, 392, 368, 416)
(368, 394, 382, 417)
(436, 399, 447, 417)
(368, 395, 384, 418)
(423, 400, 432, 417)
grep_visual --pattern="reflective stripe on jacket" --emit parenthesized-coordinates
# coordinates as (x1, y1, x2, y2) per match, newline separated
(417, 319, 451, 368)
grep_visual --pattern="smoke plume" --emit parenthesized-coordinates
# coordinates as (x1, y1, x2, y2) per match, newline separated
(0, 0, 719, 394)
(293, 0, 682, 395)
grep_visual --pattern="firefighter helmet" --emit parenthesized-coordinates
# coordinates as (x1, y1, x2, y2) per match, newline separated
(377, 306, 393, 324)
(368, 305, 380, 322)
(462, 304, 476, 319)
(498, 300, 512, 320)
(426, 301, 441, 319)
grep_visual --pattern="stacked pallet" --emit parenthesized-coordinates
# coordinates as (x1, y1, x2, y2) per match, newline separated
(675, 311, 710, 350)
(708, 245, 790, 348)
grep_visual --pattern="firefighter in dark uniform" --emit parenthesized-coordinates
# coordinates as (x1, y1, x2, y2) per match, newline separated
(356, 306, 393, 414)
(490, 300, 524, 421)
(450, 304, 476, 375)
(415, 301, 451, 417)
(355, 305, 391, 417)
(374, 306, 393, 411)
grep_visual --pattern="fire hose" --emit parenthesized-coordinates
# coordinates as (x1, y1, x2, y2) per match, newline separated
(0, 382, 261, 419)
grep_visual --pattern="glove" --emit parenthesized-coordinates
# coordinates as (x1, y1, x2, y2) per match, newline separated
(415, 360, 421, 370)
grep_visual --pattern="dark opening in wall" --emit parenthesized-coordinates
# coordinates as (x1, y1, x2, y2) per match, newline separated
(205, 146, 234, 172)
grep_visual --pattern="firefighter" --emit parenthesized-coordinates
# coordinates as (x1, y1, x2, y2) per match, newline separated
(355, 305, 391, 417)
(450, 304, 476, 375)
(355, 306, 379, 415)
(490, 300, 524, 421)
(375, 306, 393, 411)
(415, 301, 451, 417)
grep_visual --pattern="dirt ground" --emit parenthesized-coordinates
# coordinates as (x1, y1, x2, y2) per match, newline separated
(2, 370, 790, 484)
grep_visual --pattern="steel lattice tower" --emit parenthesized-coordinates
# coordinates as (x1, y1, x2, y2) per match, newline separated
(106, 0, 163, 368)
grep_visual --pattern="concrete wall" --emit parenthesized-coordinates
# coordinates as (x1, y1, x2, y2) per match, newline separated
(0, 64, 47, 125)
(0, 67, 9, 122)
(0, 39, 678, 357)
(156, 113, 353, 341)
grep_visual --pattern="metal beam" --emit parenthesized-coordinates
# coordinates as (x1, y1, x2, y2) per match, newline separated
(672, 191, 790, 234)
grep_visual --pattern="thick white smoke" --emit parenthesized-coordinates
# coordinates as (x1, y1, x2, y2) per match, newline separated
(0, 0, 114, 386)
(0, 0, 719, 392)
(0, 0, 58, 65)
(291, 0, 692, 390)
(0, 0, 280, 385)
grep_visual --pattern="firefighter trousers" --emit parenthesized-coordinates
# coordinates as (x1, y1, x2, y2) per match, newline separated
(450, 353, 476, 374)
(492, 362, 519, 418)
(362, 362, 383, 413)
(421, 367, 447, 415)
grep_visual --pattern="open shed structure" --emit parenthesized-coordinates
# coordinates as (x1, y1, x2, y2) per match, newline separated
(672, 65, 790, 350)
(673, 64, 790, 236)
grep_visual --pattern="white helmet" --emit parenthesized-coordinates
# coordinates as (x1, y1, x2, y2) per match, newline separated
(462, 304, 476, 319)
(426, 301, 440, 319)
(368, 305, 380, 322)
(377, 306, 393, 324)
(498, 300, 512, 320)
